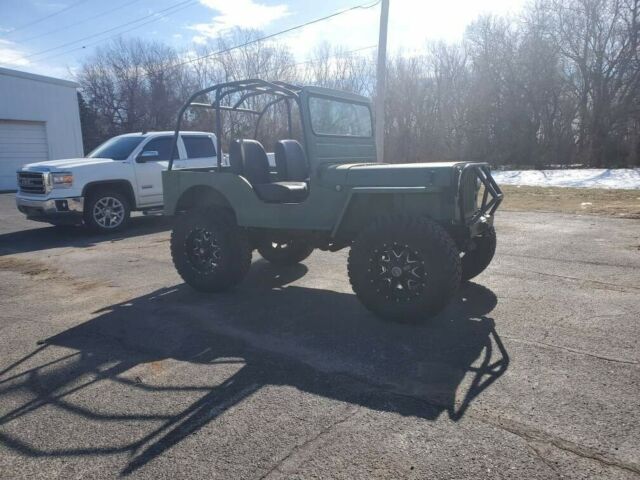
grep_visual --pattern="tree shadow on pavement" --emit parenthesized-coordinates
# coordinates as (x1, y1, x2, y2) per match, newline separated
(0, 261, 508, 476)
(0, 215, 171, 256)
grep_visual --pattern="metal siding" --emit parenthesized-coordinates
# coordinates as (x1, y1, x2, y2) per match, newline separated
(0, 121, 48, 190)
(0, 70, 83, 190)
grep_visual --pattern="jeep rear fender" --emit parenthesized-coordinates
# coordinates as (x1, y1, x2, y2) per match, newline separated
(174, 185, 233, 215)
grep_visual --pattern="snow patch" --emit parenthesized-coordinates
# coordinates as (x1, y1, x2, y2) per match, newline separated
(492, 168, 640, 190)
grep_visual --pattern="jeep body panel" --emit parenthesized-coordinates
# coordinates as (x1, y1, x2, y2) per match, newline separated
(163, 161, 468, 236)
(163, 169, 349, 231)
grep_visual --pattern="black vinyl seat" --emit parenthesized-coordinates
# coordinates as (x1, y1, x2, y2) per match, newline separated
(232, 139, 308, 204)
(253, 182, 308, 203)
(274, 139, 309, 181)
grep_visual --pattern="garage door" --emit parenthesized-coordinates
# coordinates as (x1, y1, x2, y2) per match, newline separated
(0, 120, 48, 191)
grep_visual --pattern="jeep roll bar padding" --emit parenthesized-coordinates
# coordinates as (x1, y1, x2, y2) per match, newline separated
(457, 163, 504, 226)
(169, 79, 302, 172)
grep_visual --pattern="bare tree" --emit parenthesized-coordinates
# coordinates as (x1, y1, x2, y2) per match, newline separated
(77, 5, 639, 169)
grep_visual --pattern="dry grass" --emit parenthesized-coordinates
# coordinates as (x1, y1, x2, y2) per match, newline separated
(500, 185, 640, 219)
(0, 257, 55, 276)
(0, 256, 103, 292)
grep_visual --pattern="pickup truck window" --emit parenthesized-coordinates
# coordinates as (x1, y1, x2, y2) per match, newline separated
(308, 96, 373, 137)
(183, 136, 216, 158)
(142, 137, 179, 160)
(88, 136, 144, 160)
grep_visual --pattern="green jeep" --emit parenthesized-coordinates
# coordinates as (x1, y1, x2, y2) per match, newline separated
(162, 80, 503, 321)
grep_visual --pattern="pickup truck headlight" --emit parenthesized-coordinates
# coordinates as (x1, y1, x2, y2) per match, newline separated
(51, 172, 73, 188)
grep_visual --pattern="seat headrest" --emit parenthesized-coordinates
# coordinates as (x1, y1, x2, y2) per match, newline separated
(228, 139, 243, 175)
(275, 140, 308, 182)
(241, 139, 269, 163)
(241, 139, 270, 185)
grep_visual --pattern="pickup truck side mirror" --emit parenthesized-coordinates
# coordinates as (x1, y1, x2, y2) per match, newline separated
(137, 150, 159, 163)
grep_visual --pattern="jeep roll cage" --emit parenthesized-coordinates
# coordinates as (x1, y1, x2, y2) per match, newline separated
(168, 79, 304, 172)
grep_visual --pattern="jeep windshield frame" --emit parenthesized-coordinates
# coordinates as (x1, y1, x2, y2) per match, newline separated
(168, 79, 303, 172)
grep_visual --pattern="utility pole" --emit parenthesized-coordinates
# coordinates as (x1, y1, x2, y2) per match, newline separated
(375, 0, 389, 163)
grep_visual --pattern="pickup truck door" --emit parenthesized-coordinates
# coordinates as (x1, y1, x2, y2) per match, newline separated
(181, 134, 217, 169)
(133, 136, 182, 206)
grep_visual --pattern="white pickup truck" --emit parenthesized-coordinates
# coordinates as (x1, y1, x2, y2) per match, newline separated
(16, 131, 218, 233)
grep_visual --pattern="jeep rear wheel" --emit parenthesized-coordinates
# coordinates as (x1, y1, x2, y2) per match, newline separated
(348, 216, 461, 322)
(171, 209, 251, 292)
(258, 240, 314, 266)
(461, 226, 497, 281)
(84, 189, 130, 233)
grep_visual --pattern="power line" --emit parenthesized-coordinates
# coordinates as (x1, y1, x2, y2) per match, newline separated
(26, 0, 197, 59)
(236, 44, 378, 79)
(170, 0, 381, 71)
(181, 44, 377, 89)
(37, 0, 380, 68)
(35, 0, 203, 63)
(17, 0, 143, 44)
(1, 0, 91, 37)
(177, 45, 377, 108)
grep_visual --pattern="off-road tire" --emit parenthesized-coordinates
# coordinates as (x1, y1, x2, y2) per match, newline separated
(461, 226, 496, 281)
(170, 208, 251, 292)
(83, 188, 130, 233)
(348, 216, 461, 322)
(258, 240, 314, 266)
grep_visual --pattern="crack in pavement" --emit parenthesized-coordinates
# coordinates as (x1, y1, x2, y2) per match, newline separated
(258, 407, 361, 479)
(473, 414, 640, 476)
(526, 441, 563, 479)
(501, 335, 638, 366)
(501, 252, 640, 269)
(521, 269, 640, 292)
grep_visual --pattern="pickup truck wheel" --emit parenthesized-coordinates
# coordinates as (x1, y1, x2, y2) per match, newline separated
(461, 226, 496, 281)
(348, 216, 461, 322)
(257, 240, 314, 266)
(171, 209, 251, 292)
(84, 189, 130, 233)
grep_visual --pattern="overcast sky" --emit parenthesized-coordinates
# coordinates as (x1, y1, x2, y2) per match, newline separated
(0, 0, 526, 80)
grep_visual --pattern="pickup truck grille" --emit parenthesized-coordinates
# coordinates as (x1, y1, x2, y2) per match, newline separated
(18, 172, 47, 194)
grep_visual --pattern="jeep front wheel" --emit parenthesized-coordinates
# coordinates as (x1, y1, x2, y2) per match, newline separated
(171, 209, 251, 292)
(258, 240, 314, 266)
(348, 216, 461, 322)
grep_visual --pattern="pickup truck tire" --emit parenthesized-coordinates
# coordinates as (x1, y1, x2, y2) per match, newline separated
(461, 226, 496, 281)
(171, 209, 251, 292)
(348, 216, 461, 322)
(84, 189, 130, 233)
(257, 240, 314, 266)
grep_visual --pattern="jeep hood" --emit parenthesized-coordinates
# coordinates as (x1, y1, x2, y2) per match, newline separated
(320, 162, 466, 188)
(22, 158, 118, 171)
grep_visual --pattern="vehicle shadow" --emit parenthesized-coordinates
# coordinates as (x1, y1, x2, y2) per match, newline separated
(0, 215, 172, 256)
(0, 262, 508, 476)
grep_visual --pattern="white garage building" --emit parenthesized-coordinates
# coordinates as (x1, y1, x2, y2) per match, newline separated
(0, 67, 83, 191)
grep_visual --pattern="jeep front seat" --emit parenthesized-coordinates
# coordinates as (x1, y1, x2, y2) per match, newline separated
(275, 139, 309, 182)
(240, 139, 308, 203)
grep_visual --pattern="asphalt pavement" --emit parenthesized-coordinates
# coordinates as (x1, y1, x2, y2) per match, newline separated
(0, 192, 638, 479)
